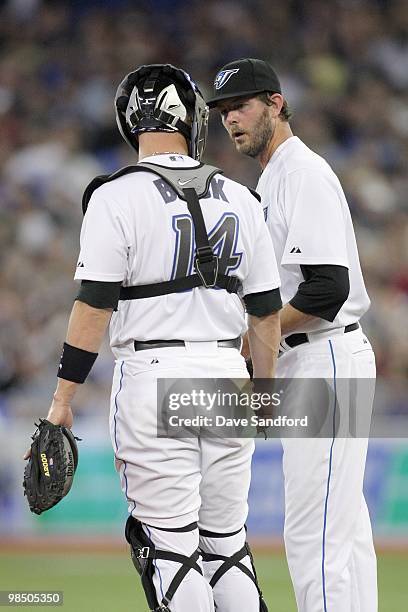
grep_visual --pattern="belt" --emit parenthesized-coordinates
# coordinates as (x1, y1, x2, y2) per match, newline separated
(283, 322, 360, 350)
(134, 337, 241, 351)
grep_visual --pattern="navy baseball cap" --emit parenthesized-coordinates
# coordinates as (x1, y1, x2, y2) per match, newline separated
(207, 58, 281, 108)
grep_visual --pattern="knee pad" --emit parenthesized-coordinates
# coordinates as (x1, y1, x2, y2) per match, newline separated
(199, 527, 268, 612)
(125, 515, 203, 612)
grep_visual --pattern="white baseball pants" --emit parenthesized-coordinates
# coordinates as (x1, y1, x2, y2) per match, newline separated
(277, 327, 377, 612)
(109, 341, 257, 611)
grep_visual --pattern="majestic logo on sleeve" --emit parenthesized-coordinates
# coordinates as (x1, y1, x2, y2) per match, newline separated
(214, 68, 240, 90)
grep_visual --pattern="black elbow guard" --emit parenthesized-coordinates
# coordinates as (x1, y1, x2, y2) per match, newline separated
(77, 280, 122, 310)
(290, 265, 350, 322)
(243, 288, 282, 317)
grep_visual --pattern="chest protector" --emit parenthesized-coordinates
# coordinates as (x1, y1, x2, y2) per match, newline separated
(82, 162, 242, 300)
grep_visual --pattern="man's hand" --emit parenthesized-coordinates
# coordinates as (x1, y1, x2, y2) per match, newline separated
(46, 399, 74, 428)
(23, 400, 73, 460)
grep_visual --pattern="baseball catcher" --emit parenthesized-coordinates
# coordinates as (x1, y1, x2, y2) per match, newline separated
(23, 419, 79, 515)
(19, 59, 281, 612)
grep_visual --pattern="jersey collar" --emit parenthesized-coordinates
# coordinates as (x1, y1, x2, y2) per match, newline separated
(142, 153, 200, 167)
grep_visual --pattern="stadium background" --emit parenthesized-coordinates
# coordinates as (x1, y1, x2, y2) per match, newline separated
(0, 0, 407, 609)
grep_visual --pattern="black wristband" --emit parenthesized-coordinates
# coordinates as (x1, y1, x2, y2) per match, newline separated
(57, 342, 98, 384)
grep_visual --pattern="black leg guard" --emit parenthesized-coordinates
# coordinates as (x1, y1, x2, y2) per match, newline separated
(125, 515, 203, 612)
(125, 516, 164, 611)
(199, 528, 269, 612)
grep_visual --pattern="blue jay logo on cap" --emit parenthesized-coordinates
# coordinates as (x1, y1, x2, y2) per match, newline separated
(214, 68, 240, 90)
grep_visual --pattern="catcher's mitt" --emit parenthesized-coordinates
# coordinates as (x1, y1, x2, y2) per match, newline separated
(23, 419, 80, 515)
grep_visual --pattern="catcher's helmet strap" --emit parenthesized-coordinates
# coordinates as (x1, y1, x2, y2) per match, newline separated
(143, 67, 161, 92)
(154, 109, 190, 139)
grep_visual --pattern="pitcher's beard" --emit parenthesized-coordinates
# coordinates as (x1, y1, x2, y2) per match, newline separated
(234, 108, 274, 158)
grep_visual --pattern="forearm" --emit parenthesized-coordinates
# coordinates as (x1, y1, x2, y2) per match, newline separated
(66, 300, 113, 351)
(54, 300, 112, 404)
(248, 311, 280, 378)
(241, 332, 250, 360)
(242, 287, 282, 364)
(279, 303, 317, 336)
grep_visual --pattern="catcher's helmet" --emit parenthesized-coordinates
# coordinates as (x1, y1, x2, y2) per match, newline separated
(115, 64, 209, 160)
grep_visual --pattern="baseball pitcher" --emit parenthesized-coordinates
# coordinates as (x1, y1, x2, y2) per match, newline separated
(208, 58, 377, 612)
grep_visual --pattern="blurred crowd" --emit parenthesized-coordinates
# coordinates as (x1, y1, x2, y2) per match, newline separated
(0, 0, 407, 420)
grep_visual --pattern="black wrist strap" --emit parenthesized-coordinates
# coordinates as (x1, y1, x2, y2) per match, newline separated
(57, 342, 98, 384)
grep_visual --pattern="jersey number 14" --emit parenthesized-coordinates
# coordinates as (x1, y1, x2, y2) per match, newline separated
(171, 212, 242, 279)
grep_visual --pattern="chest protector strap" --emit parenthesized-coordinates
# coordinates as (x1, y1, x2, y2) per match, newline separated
(82, 161, 242, 299)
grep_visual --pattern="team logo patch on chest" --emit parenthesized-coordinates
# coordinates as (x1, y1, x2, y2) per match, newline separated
(214, 68, 240, 90)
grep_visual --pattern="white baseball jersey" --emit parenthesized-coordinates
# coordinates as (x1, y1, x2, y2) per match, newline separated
(75, 153, 280, 347)
(257, 136, 370, 334)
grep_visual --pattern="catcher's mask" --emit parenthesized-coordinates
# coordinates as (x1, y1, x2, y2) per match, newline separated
(115, 64, 209, 160)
